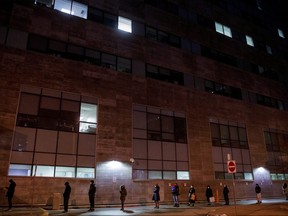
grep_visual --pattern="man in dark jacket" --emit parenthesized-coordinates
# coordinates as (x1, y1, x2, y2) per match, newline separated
(6, 179, 16, 211)
(88, 180, 96, 211)
(63, 182, 71, 213)
(223, 185, 229, 205)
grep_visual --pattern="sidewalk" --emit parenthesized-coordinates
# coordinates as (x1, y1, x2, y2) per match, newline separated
(1, 199, 287, 216)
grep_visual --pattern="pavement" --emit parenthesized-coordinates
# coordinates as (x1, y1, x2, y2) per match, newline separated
(0, 199, 288, 216)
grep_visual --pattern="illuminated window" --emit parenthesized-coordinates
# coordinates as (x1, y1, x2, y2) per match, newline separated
(278, 28, 285, 38)
(245, 35, 254, 47)
(54, 0, 87, 19)
(215, 22, 232, 38)
(118, 16, 132, 33)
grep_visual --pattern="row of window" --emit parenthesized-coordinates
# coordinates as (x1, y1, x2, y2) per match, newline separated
(215, 171, 253, 180)
(9, 164, 95, 178)
(2, 26, 287, 113)
(33, 0, 286, 71)
(27, 34, 132, 73)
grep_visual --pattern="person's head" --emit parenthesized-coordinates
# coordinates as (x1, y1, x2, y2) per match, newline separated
(256, 184, 259, 186)
(90, 180, 94, 184)
(9, 179, 13, 183)
(190, 185, 194, 188)
(207, 185, 210, 188)
(64, 182, 69, 186)
(120, 185, 125, 190)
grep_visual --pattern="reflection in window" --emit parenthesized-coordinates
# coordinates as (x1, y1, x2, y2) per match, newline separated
(177, 171, 189, 180)
(77, 167, 95, 178)
(118, 16, 132, 33)
(54, 0, 87, 19)
(9, 164, 32, 176)
(79, 103, 97, 134)
(55, 166, 75, 177)
(33, 165, 54, 177)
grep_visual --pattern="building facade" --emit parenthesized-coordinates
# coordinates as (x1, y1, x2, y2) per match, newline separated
(0, 0, 288, 207)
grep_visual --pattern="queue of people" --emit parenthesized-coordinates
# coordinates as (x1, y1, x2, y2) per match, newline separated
(4, 179, 288, 212)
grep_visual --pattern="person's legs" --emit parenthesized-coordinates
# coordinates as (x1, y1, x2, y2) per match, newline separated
(63, 197, 68, 212)
(8, 196, 12, 210)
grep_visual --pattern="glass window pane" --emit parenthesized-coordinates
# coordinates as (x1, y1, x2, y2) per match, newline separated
(133, 111, 147, 129)
(117, 57, 131, 73)
(223, 26, 232, 37)
(71, 1, 87, 19)
(161, 116, 174, 133)
(118, 16, 132, 33)
(215, 22, 223, 34)
(148, 170, 162, 179)
(239, 127, 247, 141)
(246, 35, 254, 46)
(88, 7, 103, 22)
(80, 103, 97, 123)
(77, 167, 95, 178)
(244, 172, 253, 180)
(147, 113, 161, 131)
(54, 0, 72, 15)
(146, 27, 157, 40)
(177, 171, 189, 180)
(8, 164, 32, 176)
(55, 166, 75, 177)
(133, 170, 147, 179)
(33, 165, 54, 177)
(163, 171, 176, 180)
(101, 53, 116, 69)
(174, 117, 187, 143)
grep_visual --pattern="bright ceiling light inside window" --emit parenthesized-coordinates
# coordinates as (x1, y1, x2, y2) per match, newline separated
(61, 8, 71, 14)
(118, 16, 132, 33)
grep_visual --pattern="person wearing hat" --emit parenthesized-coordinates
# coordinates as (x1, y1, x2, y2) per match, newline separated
(63, 182, 71, 213)
(88, 180, 96, 211)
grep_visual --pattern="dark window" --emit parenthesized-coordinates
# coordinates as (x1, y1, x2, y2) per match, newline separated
(27, 34, 48, 52)
(88, 7, 104, 23)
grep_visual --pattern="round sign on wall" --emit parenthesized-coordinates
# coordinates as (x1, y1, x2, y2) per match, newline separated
(227, 160, 236, 173)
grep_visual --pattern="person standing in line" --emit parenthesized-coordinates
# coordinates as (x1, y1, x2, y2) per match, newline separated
(187, 185, 196, 206)
(63, 182, 71, 213)
(120, 185, 127, 211)
(282, 183, 288, 200)
(6, 179, 16, 211)
(171, 183, 180, 207)
(223, 184, 229, 205)
(255, 183, 262, 203)
(88, 180, 96, 211)
(206, 185, 213, 205)
(152, 184, 160, 208)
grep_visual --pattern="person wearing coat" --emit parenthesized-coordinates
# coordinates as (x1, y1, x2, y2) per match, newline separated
(223, 184, 229, 205)
(120, 185, 127, 211)
(171, 183, 180, 207)
(152, 184, 160, 208)
(282, 183, 288, 200)
(6, 179, 16, 211)
(206, 185, 213, 205)
(255, 184, 262, 203)
(88, 180, 96, 211)
(63, 182, 71, 213)
(188, 185, 196, 206)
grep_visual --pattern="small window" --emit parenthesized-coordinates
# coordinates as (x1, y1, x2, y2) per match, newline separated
(278, 28, 285, 38)
(117, 57, 131, 73)
(177, 171, 189, 180)
(215, 22, 232, 38)
(71, 1, 88, 19)
(118, 16, 132, 33)
(245, 35, 254, 47)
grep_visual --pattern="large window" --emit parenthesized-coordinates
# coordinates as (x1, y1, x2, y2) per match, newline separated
(210, 119, 253, 180)
(264, 129, 288, 174)
(9, 86, 97, 178)
(132, 105, 189, 180)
